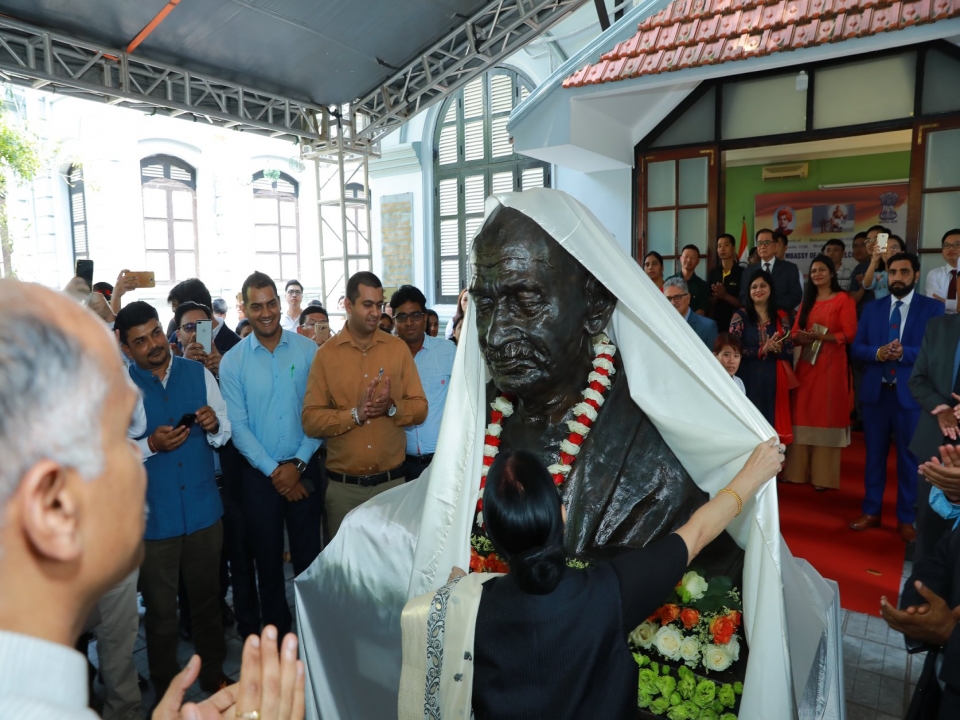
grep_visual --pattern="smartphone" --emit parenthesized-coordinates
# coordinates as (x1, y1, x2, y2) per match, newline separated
(75, 259, 94, 290)
(175, 413, 197, 429)
(123, 270, 156, 288)
(876, 232, 889, 252)
(195, 319, 212, 354)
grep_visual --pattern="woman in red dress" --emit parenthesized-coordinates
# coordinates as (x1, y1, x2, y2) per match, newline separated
(785, 254, 857, 490)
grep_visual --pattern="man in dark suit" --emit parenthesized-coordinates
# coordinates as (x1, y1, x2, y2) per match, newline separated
(881, 517, 960, 719)
(850, 253, 944, 541)
(664, 276, 718, 349)
(909, 311, 960, 564)
(740, 228, 803, 313)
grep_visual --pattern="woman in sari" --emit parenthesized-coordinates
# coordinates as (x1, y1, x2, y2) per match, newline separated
(785, 254, 857, 490)
(729, 269, 795, 444)
(398, 441, 784, 720)
(643, 251, 666, 292)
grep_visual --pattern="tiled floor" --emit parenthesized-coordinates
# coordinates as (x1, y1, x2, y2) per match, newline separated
(85, 561, 921, 719)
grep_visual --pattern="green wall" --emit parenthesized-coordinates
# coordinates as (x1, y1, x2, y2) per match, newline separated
(724, 151, 912, 242)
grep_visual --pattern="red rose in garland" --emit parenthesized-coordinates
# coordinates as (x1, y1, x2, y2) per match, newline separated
(709, 614, 737, 645)
(659, 603, 680, 626)
(679, 607, 700, 630)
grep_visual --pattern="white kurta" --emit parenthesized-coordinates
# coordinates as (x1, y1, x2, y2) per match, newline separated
(295, 189, 839, 720)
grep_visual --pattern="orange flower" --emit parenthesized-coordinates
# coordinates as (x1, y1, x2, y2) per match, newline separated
(728, 610, 742, 628)
(484, 553, 510, 574)
(679, 608, 700, 630)
(469, 549, 485, 574)
(709, 614, 737, 645)
(659, 603, 681, 626)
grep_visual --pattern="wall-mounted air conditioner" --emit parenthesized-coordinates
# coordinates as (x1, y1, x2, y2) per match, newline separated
(762, 162, 809, 180)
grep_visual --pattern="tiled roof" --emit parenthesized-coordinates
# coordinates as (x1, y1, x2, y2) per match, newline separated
(563, 0, 958, 88)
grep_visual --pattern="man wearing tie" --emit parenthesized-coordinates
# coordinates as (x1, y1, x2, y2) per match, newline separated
(925, 229, 960, 315)
(741, 228, 803, 313)
(851, 253, 944, 542)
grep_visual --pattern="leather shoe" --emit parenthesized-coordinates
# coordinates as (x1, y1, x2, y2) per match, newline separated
(898, 523, 916, 543)
(849, 514, 881, 531)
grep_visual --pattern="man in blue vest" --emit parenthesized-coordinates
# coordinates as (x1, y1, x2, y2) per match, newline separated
(850, 253, 944, 542)
(114, 301, 231, 701)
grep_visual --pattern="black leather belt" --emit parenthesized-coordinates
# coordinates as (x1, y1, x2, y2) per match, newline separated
(328, 466, 404, 487)
(405, 453, 434, 464)
(881, 381, 897, 389)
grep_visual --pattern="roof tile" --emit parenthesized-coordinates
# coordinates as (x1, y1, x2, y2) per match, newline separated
(563, 0, 960, 89)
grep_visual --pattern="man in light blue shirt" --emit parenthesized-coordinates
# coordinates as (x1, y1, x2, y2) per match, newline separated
(390, 285, 457, 481)
(219, 271, 322, 638)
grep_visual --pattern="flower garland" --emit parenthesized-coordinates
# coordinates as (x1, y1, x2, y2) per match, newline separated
(473, 334, 617, 530)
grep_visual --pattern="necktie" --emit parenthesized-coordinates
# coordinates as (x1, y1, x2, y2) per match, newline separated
(764, 262, 771, 273)
(883, 300, 903, 383)
(949, 269, 957, 301)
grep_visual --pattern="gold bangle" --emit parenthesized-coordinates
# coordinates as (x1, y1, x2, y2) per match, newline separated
(717, 487, 743, 517)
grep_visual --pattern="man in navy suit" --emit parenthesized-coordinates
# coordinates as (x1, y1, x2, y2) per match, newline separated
(664, 276, 718, 349)
(850, 252, 944, 542)
(741, 228, 803, 313)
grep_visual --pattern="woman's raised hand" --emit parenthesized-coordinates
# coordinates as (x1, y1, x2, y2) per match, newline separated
(737, 438, 785, 492)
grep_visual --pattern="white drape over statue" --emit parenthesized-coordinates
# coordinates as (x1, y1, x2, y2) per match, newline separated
(295, 189, 842, 720)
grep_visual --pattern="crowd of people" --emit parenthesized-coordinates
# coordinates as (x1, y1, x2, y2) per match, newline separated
(647, 225, 960, 545)
(21, 267, 458, 719)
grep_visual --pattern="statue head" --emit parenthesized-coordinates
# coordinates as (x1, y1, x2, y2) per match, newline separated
(470, 205, 616, 403)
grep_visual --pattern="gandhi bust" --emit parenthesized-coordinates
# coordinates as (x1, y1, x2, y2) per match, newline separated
(470, 205, 740, 572)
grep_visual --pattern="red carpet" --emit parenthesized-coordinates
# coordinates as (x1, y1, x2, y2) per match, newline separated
(777, 432, 906, 616)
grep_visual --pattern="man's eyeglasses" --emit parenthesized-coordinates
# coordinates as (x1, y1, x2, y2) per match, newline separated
(286, 289, 303, 297)
(395, 311, 425, 324)
(666, 293, 689, 304)
(944, 242, 960, 250)
(179, 322, 198, 333)
(756, 240, 776, 247)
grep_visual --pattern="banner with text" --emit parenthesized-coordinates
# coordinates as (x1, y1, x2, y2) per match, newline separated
(754, 184, 908, 278)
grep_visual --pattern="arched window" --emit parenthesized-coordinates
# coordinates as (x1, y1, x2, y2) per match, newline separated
(252, 170, 300, 281)
(433, 68, 550, 303)
(140, 155, 198, 283)
(66, 164, 88, 261)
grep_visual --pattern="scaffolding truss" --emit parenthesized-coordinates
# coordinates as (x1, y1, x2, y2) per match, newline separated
(354, 0, 590, 144)
(0, 16, 324, 143)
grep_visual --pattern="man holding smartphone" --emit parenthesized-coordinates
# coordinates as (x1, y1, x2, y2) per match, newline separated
(114, 301, 232, 701)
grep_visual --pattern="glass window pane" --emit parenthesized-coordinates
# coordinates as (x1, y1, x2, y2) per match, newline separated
(171, 189, 193, 221)
(922, 49, 960, 115)
(173, 221, 194, 250)
(254, 197, 278, 224)
(144, 219, 169, 250)
(814, 53, 915, 130)
(678, 157, 708, 206)
(281, 254, 299, 281)
(255, 224, 278, 252)
(522, 167, 544, 190)
(678, 208, 708, 255)
(723, 75, 806, 139)
(464, 175, 485, 215)
(647, 161, 676, 208)
(256, 252, 281, 280)
(142, 187, 167, 218)
(646, 210, 675, 255)
(279, 199, 297, 226)
(146, 251, 170, 283)
(464, 121, 484, 162)
(280, 227, 298, 254)
(174, 251, 196, 281)
(492, 171, 513, 195)
(651, 87, 716, 148)
(925, 128, 960, 189)
(662, 258, 676, 277)
(440, 259, 460, 297)
(920, 191, 960, 249)
(438, 125, 458, 165)
(439, 178, 458, 216)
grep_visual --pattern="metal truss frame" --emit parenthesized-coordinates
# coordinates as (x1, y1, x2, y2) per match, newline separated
(0, 16, 324, 143)
(352, 0, 591, 145)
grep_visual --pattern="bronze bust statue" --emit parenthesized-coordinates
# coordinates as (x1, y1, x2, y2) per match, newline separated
(470, 205, 741, 573)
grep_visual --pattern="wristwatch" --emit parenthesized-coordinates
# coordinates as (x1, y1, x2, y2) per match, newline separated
(387, 404, 397, 418)
(293, 459, 308, 474)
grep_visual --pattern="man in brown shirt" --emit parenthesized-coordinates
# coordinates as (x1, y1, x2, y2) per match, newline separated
(302, 271, 428, 537)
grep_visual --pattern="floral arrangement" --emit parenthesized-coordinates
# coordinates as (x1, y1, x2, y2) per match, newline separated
(629, 571, 743, 675)
(633, 652, 742, 720)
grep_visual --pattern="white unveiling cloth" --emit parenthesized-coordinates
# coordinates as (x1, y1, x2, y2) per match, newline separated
(295, 188, 838, 720)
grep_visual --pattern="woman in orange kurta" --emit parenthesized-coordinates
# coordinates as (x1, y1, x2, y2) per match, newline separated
(785, 254, 858, 490)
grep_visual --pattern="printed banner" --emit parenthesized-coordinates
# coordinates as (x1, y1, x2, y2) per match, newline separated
(754, 184, 908, 277)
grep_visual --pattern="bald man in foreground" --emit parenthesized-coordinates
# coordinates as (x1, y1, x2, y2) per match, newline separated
(0, 280, 304, 720)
